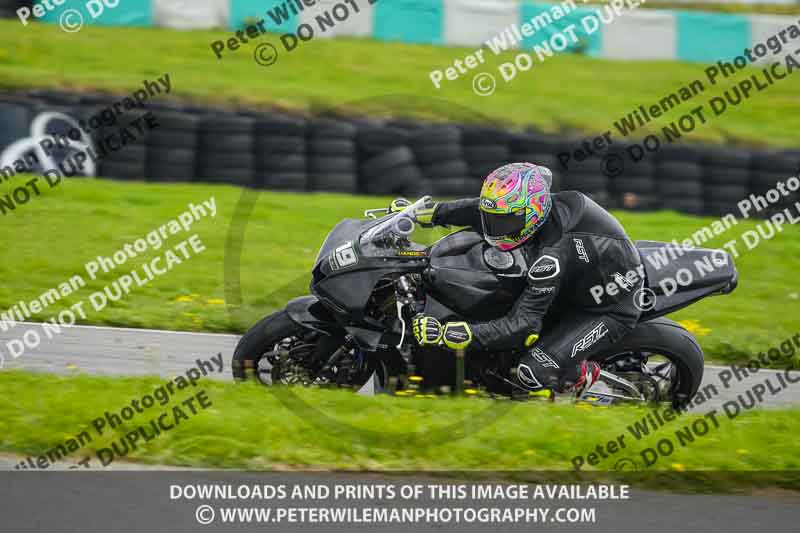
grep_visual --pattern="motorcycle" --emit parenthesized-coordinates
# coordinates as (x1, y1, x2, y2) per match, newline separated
(232, 196, 738, 408)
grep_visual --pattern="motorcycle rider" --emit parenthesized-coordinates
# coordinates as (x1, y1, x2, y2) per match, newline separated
(410, 162, 644, 395)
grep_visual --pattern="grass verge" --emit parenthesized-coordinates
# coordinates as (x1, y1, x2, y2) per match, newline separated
(1, 370, 799, 490)
(1, 21, 799, 146)
(1, 177, 798, 366)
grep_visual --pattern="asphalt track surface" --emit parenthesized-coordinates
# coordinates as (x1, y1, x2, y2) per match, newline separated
(1, 470, 799, 532)
(2, 322, 799, 411)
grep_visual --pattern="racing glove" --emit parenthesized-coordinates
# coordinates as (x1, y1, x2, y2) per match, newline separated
(390, 198, 438, 227)
(412, 316, 473, 350)
(412, 315, 442, 345)
(414, 204, 438, 228)
(442, 322, 472, 350)
(388, 198, 411, 213)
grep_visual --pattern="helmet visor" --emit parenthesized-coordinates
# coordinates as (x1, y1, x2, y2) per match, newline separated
(481, 209, 526, 239)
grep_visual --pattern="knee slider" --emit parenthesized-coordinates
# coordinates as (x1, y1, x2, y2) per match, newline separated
(517, 363, 543, 390)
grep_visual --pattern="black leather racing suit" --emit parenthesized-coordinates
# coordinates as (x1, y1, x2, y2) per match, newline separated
(431, 191, 644, 391)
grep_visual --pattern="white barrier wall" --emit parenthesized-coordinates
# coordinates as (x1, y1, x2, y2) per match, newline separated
(153, 0, 228, 29)
(601, 10, 678, 60)
(33, 0, 800, 63)
(443, 0, 520, 48)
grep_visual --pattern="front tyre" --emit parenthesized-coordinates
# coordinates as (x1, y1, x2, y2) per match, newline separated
(232, 309, 386, 389)
(231, 310, 304, 382)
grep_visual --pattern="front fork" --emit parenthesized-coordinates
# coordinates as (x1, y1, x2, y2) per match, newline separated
(394, 275, 417, 356)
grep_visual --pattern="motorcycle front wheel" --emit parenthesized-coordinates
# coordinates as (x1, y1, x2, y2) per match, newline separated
(232, 309, 385, 389)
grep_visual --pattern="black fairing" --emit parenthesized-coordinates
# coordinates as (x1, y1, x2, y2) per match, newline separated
(637, 240, 738, 321)
(313, 218, 372, 270)
(310, 218, 428, 322)
(285, 295, 340, 335)
(424, 231, 528, 321)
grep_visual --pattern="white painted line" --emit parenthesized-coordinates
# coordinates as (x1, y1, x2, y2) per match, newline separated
(705, 364, 797, 374)
(10, 322, 241, 338)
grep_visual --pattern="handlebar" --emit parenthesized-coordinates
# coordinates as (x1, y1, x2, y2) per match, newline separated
(360, 196, 431, 248)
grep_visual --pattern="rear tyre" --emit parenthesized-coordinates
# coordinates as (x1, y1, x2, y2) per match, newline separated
(592, 317, 704, 408)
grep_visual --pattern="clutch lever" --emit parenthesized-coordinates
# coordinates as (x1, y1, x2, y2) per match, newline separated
(364, 207, 390, 219)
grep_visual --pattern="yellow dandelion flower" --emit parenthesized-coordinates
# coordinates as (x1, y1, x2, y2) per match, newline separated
(671, 463, 686, 472)
(677, 320, 711, 336)
(175, 295, 193, 303)
(206, 298, 226, 305)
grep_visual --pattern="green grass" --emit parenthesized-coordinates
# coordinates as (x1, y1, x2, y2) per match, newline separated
(1, 370, 799, 488)
(0, 177, 798, 366)
(1, 20, 800, 147)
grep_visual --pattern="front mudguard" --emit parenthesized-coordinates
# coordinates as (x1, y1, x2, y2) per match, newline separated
(285, 295, 341, 336)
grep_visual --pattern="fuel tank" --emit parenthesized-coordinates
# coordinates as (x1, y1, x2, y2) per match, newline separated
(424, 230, 528, 320)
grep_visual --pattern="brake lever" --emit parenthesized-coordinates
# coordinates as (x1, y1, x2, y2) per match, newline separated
(395, 299, 406, 350)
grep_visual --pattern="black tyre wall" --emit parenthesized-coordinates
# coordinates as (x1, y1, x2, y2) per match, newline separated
(2, 88, 797, 217)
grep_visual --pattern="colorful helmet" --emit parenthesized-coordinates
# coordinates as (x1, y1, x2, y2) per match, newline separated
(478, 162, 552, 251)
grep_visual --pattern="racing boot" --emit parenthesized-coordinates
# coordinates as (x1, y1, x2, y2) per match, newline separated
(570, 361, 601, 399)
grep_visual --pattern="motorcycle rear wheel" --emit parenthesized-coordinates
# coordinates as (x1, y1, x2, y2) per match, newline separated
(591, 317, 704, 409)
